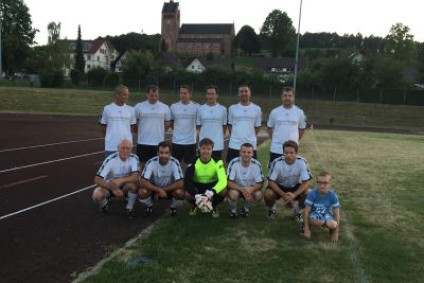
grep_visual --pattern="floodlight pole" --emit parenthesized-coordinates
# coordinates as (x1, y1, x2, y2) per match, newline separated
(293, 0, 303, 91)
(0, 0, 2, 82)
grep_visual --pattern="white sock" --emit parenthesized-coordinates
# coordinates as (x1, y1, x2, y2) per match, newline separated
(99, 198, 108, 208)
(170, 198, 184, 209)
(228, 199, 237, 213)
(270, 205, 276, 212)
(139, 196, 153, 207)
(126, 192, 137, 210)
(243, 201, 251, 212)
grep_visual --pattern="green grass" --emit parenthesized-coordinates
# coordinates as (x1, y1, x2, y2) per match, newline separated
(1, 87, 423, 131)
(79, 130, 424, 283)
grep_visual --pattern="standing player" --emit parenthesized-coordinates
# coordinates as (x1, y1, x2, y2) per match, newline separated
(92, 139, 140, 218)
(267, 87, 306, 164)
(138, 141, 184, 217)
(134, 85, 171, 172)
(226, 85, 262, 163)
(99, 85, 136, 157)
(264, 140, 312, 221)
(170, 85, 199, 167)
(184, 138, 227, 217)
(227, 143, 264, 219)
(196, 85, 227, 160)
(304, 172, 340, 243)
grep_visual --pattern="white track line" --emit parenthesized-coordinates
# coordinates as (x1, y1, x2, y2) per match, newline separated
(0, 138, 104, 153)
(309, 126, 368, 283)
(0, 184, 96, 221)
(0, 151, 104, 174)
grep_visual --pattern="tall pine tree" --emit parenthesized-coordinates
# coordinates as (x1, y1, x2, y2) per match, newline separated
(75, 25, 85, 73)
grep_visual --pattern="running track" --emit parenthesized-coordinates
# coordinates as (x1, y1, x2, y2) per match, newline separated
(0, 114, 168, 283)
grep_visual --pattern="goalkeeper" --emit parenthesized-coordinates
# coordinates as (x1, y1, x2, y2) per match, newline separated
(184, 138, 227, 217)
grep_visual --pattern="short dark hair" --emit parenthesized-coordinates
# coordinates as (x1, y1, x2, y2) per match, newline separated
(238, 84, 250, 89)
(158, 141, 172, 152)
(115, 85, 128, 95)
(146, 84, 159, 93)
(240, 142, 254, 150)
(206, 85, 218, 92)
(199, 138, 214, 148)
(180, 84, 191, 93)
(317, 171, 331, 178)
(282, 86, 295, 94)
(283, 140, 299, 153)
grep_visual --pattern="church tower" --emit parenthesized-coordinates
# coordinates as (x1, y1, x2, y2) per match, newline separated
(161, 1, 180, 53)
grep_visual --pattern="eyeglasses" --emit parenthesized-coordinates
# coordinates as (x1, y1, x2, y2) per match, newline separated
(316, 181, 330, 185)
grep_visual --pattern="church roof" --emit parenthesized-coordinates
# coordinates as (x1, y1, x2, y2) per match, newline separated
(177, 38, 221, 43)
(162, 1, 179, 13)
(179, 24, 234, 35)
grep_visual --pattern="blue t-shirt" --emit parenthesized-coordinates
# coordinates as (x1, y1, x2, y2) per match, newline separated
(305, 189, 340, 216)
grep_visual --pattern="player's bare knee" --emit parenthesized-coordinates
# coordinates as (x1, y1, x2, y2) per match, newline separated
(310, 219, 324, 226)
(326, 220, 338, 229)
(123, 182, 138, 193)
(227, 189, 239, 201)
(173, 189, 185, 199)
(264, 188, 275, 200)
(138, 188, 151, 199)
(252, 191, 263, 202)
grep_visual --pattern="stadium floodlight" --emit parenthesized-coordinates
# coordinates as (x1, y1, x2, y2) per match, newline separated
(293, 0, 303, 91)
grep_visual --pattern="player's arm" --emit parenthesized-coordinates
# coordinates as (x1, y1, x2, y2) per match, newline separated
(196, 125, 201, 132)
(211, 161, 227, 194)
(299, 128, 305, 140)
(100, 124, 107, 137)
(292, 179, 310, 199)
(222, 125, 228, 136)
(165, 121, 172, 132)
(131, 124, 138, 135)
(227, 125, 232, 135)
(304, 206, 312, 238)
(267, 127, 273, 139)
(267, 179, 286, 198)
(254, 126, 261, 136)
(111, 172, 139, 187)
(94, 176, 123, 197)
(163, 179, 184, 193)
(139, 178, 165, 194)
(249, 182, 263, 192)
(227, 180, 245, 192)
(331, 208, 340, 242)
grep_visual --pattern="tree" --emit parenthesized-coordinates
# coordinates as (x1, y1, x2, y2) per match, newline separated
(417, 42, 424, 83)
(39, 22, 70, 87)
(122, 50, 154, 90)
(71, 25, 86, 85)
(233, 25, 261, 56)
(0, 0, 37, 75)
(260, 10, 296, 57)
(385, 23, 414, 62)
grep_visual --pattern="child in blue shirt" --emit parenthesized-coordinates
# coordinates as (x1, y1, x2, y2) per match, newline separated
(304, 172, 340, 242)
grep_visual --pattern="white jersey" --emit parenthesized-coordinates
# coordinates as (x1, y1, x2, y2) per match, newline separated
(227, 157, 264, 187)
(196, 103, 227, 151)
(134, 100, 171, 145)
(170, 101, 199, 144)
(141, 156, 184, 187)
(268, 156, 312, 188)
(96, 152, 139, 181)
(100, 103, 136, 151)
(267, 105, 306, 154)
(228, 102, 262, 150)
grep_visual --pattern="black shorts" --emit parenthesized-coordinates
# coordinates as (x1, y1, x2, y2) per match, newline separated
(172, 143, 197, 163)
(273, 183, 301, 200)
(226, 148, 257, 163)
(137, 144, 158, 163)
(186, 181, 217, 197)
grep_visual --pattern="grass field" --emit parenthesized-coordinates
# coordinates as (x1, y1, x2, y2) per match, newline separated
(77, 130, 424, 283)
(1, 87, 423, 131)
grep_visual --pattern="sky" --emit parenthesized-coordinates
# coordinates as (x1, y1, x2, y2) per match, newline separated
(24, 0, 424, 46)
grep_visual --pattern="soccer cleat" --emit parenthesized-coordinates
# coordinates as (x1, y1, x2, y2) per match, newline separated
(240, 208, 250, 219)
(125, 209, 136, 219)
(145, 206, 153, 216)
(267, 210, 276, 220)
(189, 206, 198, 216)
(229, 211, 238, 219)
(170, 208, 177, 217)
(299, 226, 305, 234)
(212, 208, 220, 218)
(294, 208, 304, 223)
(100, 203, 109, 214)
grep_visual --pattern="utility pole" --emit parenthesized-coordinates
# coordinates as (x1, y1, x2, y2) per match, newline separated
(293, 0, 303, 91)
(0, 0, 3, 82)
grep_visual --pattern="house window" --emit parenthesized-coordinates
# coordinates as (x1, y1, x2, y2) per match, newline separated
(191, 65, 194, 69)
(87, 65, 91, 69)
(87, 55, 91, 61)
(97, 56, 100, 61)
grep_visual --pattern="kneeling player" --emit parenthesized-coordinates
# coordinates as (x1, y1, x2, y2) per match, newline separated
(184, 138, 227, 217)
(227, 143, 264, 218)
(92, 139, 140, 218)
(264, 140, 312, 220)
(304, 172, 340, 243)
(138, 141, 184, 216)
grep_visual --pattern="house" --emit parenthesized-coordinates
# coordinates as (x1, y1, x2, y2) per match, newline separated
(66, 37, 123, 75)
(186, 58, 206, 73)
(161, 1, 235, 56)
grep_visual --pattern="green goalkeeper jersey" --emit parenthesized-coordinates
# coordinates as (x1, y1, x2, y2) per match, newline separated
(192, 157, 227, 193)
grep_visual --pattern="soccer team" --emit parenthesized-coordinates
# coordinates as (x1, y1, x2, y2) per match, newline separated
(93, 84, 340, 242)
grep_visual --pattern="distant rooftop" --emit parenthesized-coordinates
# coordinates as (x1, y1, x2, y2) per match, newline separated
(179, 24, 234, 35)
